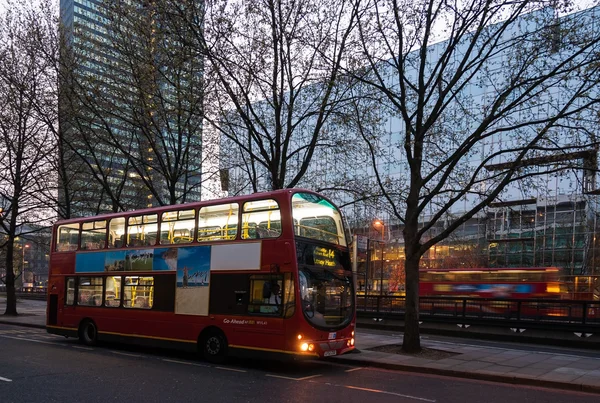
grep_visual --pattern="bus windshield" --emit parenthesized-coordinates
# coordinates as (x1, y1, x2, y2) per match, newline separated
(292, 192, 347, 246)
(299, 267, 353, 330)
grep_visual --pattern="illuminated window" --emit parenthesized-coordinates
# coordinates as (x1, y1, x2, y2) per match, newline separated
(56, 223, 79, 252)
(123, 276, 154, 309)
(78, 277, 103, 306)
(81, 220, 107, 250)
(160, 209, 195, 244)
(242, 199, 281, 239)
(198, 203, 239, 241)
(248, 275, 283, 315)
(104, 276, 122, 308)
(127, 214, 158, 247)
(108, 217, 126, 248)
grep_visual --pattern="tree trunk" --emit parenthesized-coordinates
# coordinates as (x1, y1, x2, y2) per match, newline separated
(4, 242, 18, 316)
(402, 252, 420, 352)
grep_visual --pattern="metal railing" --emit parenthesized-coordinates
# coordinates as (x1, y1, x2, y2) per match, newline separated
(357, 295, 600, 333)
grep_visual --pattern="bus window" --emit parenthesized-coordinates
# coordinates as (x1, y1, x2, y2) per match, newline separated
(292, 192, 346, 246)
(81, 220, 107, 250)
(299, 217, 338, 243)
(108, 217, 126, 248)
(160, 209, 195, 244)
(127, 214, 158, 247)
(65, 278, 75, 305)
(242, 199, 281, 239)
(78, 277, 103, 306)
(247, 275, 283, 315)
(56, 223, 80, 252)
(104, 276, 122, 308)
(198, 203, 239, 241)
(123, 276, 154, 309)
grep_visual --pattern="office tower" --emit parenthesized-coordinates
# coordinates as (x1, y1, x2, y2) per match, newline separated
(59, 0, 203, 217)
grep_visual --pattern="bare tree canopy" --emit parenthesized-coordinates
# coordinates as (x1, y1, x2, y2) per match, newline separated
(161, 0, 375, 196)
(348, 0, 600, 351)
(0, 0, 58, 315)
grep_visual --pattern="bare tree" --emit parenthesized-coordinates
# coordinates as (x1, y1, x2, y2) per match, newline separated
(0, 0, 58, 315)
(349, 1, 600, 351)
(58, 0, 209, 217)
(164, 0, 366, 194)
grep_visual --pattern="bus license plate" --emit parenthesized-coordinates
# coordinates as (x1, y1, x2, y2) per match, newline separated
(324, 350, 337, 357)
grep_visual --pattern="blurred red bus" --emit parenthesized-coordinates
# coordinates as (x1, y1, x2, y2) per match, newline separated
(419, 267, 561, 299)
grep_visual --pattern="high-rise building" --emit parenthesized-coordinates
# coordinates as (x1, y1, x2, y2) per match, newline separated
(59, 0, 203, 218)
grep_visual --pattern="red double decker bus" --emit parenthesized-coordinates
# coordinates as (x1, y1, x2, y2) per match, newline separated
(419, 267, 561, 298)
(46, 189, 355, 361)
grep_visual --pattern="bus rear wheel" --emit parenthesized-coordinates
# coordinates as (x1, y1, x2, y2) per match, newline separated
(201, 329, 228, 363)
(79, 319, 98, 346)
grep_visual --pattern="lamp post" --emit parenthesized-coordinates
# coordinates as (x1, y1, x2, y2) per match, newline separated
(21, 244, 30, 290)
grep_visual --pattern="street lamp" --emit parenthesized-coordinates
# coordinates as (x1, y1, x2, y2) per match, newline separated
(22, 244, 30, 289)
(373, 219, 385, 241)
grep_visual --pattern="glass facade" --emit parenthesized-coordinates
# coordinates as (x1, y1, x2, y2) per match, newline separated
(59, 0, 203, 216)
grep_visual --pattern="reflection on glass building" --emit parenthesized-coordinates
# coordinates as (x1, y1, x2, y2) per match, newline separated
(219, 6, 600, 298)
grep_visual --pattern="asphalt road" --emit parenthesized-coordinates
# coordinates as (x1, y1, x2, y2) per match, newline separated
(1, 324, 599, 403)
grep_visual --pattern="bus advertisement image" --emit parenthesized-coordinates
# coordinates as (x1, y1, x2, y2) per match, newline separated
(46, 190, 356, 362)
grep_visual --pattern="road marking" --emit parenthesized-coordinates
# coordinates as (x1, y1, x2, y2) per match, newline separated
(265, 374, 302, 381)
(345, 385, 436, 402)
(345, 367, 364, 372)
(0, 376, 12, 382)
(265, 374, 321, 381)
(72, 346, 94, 351)
(0, 335, 62, 346)
(162, 359, 210, 368)
(111, 351, 142, 358)
(215, 366, 247, 373)
(296, 374, 322, 381)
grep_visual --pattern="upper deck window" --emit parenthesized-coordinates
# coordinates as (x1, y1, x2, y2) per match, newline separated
(291, 193, 346, 246)
(242, 199, 281, 239)
(160, 209, 195, 244)
(127, 214, 158, 247)
(81, 220, 107, 250)
(56, 223, 80, 252)
(108, 217, 126, 248)
(198, 203, 239, 242)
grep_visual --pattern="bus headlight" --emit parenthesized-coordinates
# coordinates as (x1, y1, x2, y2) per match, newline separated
(300, 343, 309, 351)
(351, 338, 355, 346)
(308, 344, 315, 352)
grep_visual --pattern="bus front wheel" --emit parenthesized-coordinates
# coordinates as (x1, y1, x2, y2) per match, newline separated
(79, 319, 98, 346)
(201, 329, 228, 363)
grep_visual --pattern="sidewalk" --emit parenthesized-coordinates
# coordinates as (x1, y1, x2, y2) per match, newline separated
(2, 299, 600, 394)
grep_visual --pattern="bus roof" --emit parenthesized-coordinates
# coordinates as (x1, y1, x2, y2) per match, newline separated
(53, 188, 330, 225)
